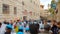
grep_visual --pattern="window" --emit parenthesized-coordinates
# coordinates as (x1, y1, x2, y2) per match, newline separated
(22, 1, 24, 5)
(3, 4, 9, 14)
(14, 7, 17, 15)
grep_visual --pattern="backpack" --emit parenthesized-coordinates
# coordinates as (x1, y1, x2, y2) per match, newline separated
(44, 24, 51, 30)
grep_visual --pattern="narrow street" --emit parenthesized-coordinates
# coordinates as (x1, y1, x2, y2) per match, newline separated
(24, 32, 51, 34)
(0, 0, 60, 34)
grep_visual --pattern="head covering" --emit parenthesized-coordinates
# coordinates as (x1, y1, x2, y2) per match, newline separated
(17, 32, 24, 34)
(6, 24, 12, 30)
(19, 26, 24, 30)
(25, 25, 29, 31)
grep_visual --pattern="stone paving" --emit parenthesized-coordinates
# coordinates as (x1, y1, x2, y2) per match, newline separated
(24, 31, 60, 34)
(25, 33, 51, 34)
(24, 32, 51, 34)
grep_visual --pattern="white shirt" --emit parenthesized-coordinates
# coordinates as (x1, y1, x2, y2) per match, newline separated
(11, 32, 16, 34)
(39, 23, 44, 29)
(0, 23, 7, 34)
(0, 27, 2, 34)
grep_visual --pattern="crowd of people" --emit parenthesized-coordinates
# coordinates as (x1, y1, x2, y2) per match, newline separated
(0, 19, 60, 34)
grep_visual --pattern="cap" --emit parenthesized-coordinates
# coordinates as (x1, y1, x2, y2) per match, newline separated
(6, 24, 12, 30)
(17, 32, 24, 34)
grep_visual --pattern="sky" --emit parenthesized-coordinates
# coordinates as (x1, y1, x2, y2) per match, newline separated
(40, 0, 52, 9)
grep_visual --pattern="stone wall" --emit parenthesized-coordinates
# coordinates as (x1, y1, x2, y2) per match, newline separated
(0, 0, 40, 21)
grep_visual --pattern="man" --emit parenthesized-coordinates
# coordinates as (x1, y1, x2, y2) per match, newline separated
(39, 22, 44, 32)
(43, 20, 51, 34)
(4, 24, 12, 34)
(17, 26, 24, 34)
(29, 23, 38, 34)
(25, 24, 29, 32)
(51, 20, 59, 34)
(35, 23, 39, 33)
(4, 24, 16, 34)
(0, 23, 2, 28)
(0, 23, 2, 34)
(3, 20, 8, 24)
(57, 22, 60, 34)
(0, 21, 7, 34)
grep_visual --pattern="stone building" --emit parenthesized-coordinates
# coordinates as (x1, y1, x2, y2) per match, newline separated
(56, 0, 60, 21)
(0, 0, 40, 21)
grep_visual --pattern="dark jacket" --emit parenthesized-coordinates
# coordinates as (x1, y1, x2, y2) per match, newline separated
(51, 25, 59, 34)
(4, 32, 11, 34)
(29, 24, 38, 34)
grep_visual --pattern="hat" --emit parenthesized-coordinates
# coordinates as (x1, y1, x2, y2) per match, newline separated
(6, 24, 12, 30)
(17, 32, 24, 34)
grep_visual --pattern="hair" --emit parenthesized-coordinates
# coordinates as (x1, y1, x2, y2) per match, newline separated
(51, 20, 56, 23)
(43, 20, 47, 22)
(19, 29, 23, 32)
(57, 21, 60, 25)
(17, 20, 20, 22)
(43, 20, 47, 23)
(0, 23, 2, 25)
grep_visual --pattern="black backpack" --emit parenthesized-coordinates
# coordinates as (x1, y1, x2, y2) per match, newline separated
(44, 24, 51, 31)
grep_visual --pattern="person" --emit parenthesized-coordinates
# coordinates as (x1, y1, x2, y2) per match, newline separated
(0, 23, 2, 28)
(0, 21, 7, 34)
(35, 23, 39, 33)
(17, 26, 24, 34)
(44, 20, 51, 31)
(57, 21, 60, 33)
(51, 20, 59, 34)
(43, 20, 51, 34)
(16, 20, 21, 27)
(39, 21, 44, 29)
(4, 24, 12, 34)
(29, 23, 38, 34)
(39, 22, 44, 32)
(14, 23, 19, 33)
(25, 24, 29, 32)
(57, 22, 60, 29)
(0, 23, 2, 34)
(23, 21, 26, 27)
(3, 20, 8, 24)
(17, 32, 24, 34)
